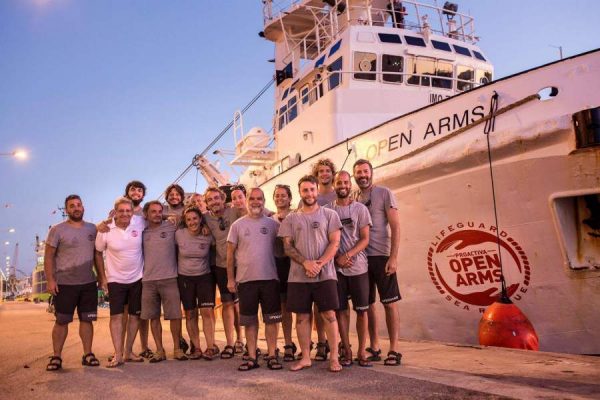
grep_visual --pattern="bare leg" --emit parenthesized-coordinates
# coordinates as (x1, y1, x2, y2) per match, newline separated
(291, 313, 312, 370)
(336, 309, 351, 360)
(314, 304, 326, 343)
(222, 302, 235, 347)
(367, 304, 380, 350)
(124, 315, 140, 358)
(109, 314, 124, 362)
(356, 310, 368, 359)
(138, 318, 150, 352)
(321, 310, 340, 370)
(150, 318, 163, 353)
(79, 321, 93, 355)
(281, 302, 293, 346)
(185, 310, 201, 350)
(265, 322, 279, 358)
(384, 302, 399, 352)
(234, 302, 243, 344)
(51, 323, 69, 357)
(245, 323, 258, 359)
(170, 319, 183, 352)
(200, 308, 215, 349)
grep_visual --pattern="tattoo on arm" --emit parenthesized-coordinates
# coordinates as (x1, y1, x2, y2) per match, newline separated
(283, 237, 306, 265)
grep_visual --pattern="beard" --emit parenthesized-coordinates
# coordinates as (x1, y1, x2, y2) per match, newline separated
(356, 177, 371, 189)
(335, 188, 349, 199)
(68, 213, 83, 222)
(301, 197, 316, 206)
(130, 198, 143, 207)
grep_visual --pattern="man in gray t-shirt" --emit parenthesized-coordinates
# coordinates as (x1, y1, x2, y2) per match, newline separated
(326, 171, 372, 367)
(353, 159, 402, 366)
(226, 188, 282, 370)
(44, 194, 106, 371)
(141, 201, 186, 362)
(278, 175, 343, 372)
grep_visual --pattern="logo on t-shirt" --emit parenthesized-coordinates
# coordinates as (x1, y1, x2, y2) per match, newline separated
(260, 227, 268, 235)
(312, 221, 320, 229)
(160, 232, 167, 239)
(244, 228, 250, 236)
(131, 230, 139, 237)
(199, 244, 207, 250)
(87, 234, 94, 241)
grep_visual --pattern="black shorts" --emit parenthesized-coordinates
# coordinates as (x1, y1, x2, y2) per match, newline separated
(178, 273, 216, 310)
(336, 272, 370, 312)
(287, 280, 339, 314)
(238, 280, 282, 326)
(107, 279, 143, 316)
(368, 256, 401, 304)
(275, 257, 290, 299)
(54, 281, 98, 325)
(211, 266, 238, 304)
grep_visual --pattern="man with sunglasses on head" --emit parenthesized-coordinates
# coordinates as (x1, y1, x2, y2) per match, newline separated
(203, 186, 244, 359)
(352, 159, 402, 366)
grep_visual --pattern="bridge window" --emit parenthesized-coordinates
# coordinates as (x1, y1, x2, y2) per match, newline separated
(329, 40, 342, 57)
(457, 65, 474, 91)
(432, 40, 452, 52)
(288, 96, 298, 122)
(404, 35, 426, 47)
(378, 33, 402, 43)
(432, 61, 453, 89)
(278, 105, 287, 130)
(300, 84, 310, 105)
(382, 54, 403, 83)
(473, 50, 486, 61)
(328, 57, 343, 90)
(315, 55, 326, 68)
(453, 44, 472, 57)
(476, 69, 492, 85)
(354, 52, 377, 81)
(408, 57, 434, 86)
(281, 88, 289, 100)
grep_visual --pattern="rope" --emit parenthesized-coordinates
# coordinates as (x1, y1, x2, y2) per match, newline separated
(483, 91, 511, 303)
(377, 93, 540, 170)
(339, 138, 353, 171)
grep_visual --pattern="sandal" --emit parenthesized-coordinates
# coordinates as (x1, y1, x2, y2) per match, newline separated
(365, 347, 382, 362)
(340, 347, 352, 367)
(179, 337, 189, 354)
(203, 345, 219, 360)
(266, 356, 283, 370)
(262, 348, 277, 361)
(357, 357, 373, 367)
(234, 340, 245, 354)
(174, 349, 189, 361)
(188, 348, 203, 360)
(46, 356, 62, 371)
(81, 352, 100, 367)
(149, 350, 166, 363)
(238, 358, 259, 371)
(283, 342, 297, 362)
(106, 358, 124, 368)
(384, 350, 402, 366)
(220, 345, 235, 359)
(243, 348, 261, 362)
(314, 341, 330, 361)
(139, 348, 154, 359)
(124, 353, 144, 363)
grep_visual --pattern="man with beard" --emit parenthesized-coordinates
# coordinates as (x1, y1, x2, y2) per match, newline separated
(164, 184, 186, 223)
(226, 188, 282, 371)
(272, 184, 296, 361)
(279, 175, 343, 372)
(325, 171, 372, 367)
(188, 193, 207, 213)
(352, 159, 402, 366)
(203, 186, 243, 359)
(45, 195, 106, 371)
(95, 197, 145, 367)
(141, 201, 187, 362)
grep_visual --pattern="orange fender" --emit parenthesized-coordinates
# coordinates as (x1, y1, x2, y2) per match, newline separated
(478, 301, 539, 350)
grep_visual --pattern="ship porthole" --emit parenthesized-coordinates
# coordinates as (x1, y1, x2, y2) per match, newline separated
(538, 86, 559, 101)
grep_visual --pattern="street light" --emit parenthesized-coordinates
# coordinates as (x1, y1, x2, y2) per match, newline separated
(0, 149, 28, 160)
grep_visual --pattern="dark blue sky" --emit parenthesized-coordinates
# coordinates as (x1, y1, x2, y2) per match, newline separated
(1, 0, 599, 274)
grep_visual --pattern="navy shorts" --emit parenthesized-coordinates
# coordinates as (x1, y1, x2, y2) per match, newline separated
(367, 256, 401, 304)
(178, 273, 216, 310)
(336, 272, 370, 312)
(54, 281, 98, 325)
(287, 280, 339, 314)
(238, 280, 282, 326)
(211, 266, 238, 304)
(107, 279, 142, 316)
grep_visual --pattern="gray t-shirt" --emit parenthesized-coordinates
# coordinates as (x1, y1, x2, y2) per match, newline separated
(272, 213, 292, 258)
(142, 221, 178, 281)
(46, 222, 97, 285)
(278, 207, 342, 283)
(204, 207, 241, 268)
(175, 228, 212, 276)
(354, 186, 397, 256)
(325, 201, 372, 276)
(227, 215, 279, 283)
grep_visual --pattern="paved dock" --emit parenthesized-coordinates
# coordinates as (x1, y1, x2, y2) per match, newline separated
(0, 302, 598, 399)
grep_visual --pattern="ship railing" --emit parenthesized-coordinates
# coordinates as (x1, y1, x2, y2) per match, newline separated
(275, 68, 489, 133)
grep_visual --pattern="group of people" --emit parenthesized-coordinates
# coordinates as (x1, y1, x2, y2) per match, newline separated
(44, 157, 401, 374)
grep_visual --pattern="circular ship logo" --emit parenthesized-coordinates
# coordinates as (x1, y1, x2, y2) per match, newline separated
(427, 222, 531, 312)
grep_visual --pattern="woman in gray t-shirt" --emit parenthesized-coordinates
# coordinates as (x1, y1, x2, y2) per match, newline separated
(175, 207, 218, 360)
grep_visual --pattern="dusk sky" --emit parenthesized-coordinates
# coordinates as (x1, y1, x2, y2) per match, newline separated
(1, 0, 599, 275)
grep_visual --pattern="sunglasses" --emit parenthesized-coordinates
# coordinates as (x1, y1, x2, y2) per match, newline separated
(218, 217, 226, 231)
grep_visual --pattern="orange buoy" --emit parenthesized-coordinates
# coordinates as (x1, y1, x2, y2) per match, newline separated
(478, 300, 539, 350)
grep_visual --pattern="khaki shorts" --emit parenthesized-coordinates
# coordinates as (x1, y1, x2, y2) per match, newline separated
(141, 278, 182, 320)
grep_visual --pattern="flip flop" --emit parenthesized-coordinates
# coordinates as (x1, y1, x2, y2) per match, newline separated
(106, 359, 124, 368)
(124, 355, 144, 363)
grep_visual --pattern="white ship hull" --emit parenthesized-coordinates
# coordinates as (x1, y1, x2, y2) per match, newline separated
(250, 49, 600, 354)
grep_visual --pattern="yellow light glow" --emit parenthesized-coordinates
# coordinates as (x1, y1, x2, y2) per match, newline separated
(13, 150, 27, 160)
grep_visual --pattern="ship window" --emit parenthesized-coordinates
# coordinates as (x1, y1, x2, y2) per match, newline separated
(328, 57, 343, 90)
(278, 105, 287, 130)
(432, 61, 453, 89)
(473, 50, 486, 61)
(453, 44, 472, 57)
(382, 54, 403, 83)
(407, 56, 434, 86)
(456, 65, 474, 91)
(315, 55, 326, 68)
(573, 107, 600, 149)
(404, 36, 426, 47)
(353, 52, 377, 81)
(281, 88, 289, 100)
(476, 69, 492, 85)
(288, 96, 298, 122)
(378, 33, 402, 44)
(431, 40, 452, 52)
(329, 40, 342, 57)
(300, 84, 310, 105)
